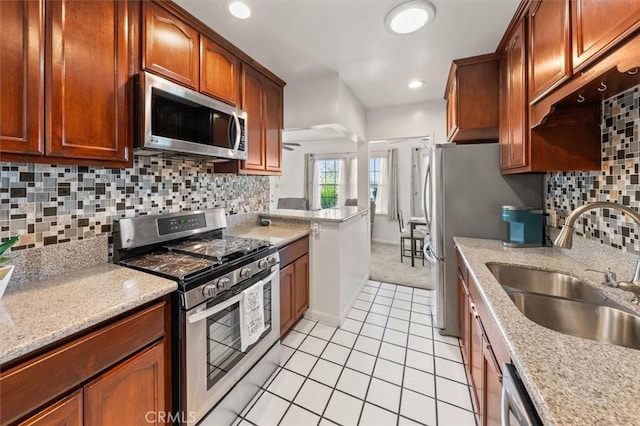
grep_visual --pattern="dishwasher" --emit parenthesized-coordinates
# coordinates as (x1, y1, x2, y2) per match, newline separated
(501, 363, 543, 426)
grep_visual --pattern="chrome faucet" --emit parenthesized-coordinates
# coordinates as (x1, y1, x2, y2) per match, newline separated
(555, 201, 640, 303)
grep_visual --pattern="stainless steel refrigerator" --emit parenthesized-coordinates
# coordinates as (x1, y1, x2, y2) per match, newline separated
(422, 143, 543, 336)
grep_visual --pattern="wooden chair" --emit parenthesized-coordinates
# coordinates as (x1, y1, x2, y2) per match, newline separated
(397, 211, 426, 265)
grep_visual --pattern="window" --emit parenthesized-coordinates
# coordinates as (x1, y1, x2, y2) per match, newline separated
(318, 159, 340, 209)
(369, 157, 382, 202)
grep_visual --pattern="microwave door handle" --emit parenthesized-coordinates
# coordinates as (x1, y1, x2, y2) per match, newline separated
(232, 111, 241, 152)
(187, 267, 279, 324)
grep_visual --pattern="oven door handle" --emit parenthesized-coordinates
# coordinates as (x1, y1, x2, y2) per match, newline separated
(188, 268, 279, 324)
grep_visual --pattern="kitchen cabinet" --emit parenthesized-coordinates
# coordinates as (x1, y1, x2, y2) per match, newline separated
(499, 19, 527, 170)
(527, 0, 571, 103)
(143, 1, 199, 89)
(215, 64, 284, 175)
(84, 342, 165, 425)
(456, 246, 510, 426)
(0, 299, 171, 425)
(571, 0, 640, 72)
(0, 0, 133, 168)
(0, 0, 44, 156)
(200, 36, 240, 106)
(279, 237, 310, 337)
(445, 54, 500, 143)
(19, 390, 82, 426)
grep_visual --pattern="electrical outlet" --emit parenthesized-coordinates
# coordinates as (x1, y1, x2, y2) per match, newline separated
(547, 210, 558, 227)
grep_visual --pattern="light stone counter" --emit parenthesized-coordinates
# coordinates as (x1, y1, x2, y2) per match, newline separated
(0, 264, 177, 365)
(454, 237, 640, 426)
(226, 223, 310, 248)
(261, 206, 368, 223)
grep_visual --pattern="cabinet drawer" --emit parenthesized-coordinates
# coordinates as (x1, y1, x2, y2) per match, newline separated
(0, 302, 165, 425)
(279, 236, 309, 267)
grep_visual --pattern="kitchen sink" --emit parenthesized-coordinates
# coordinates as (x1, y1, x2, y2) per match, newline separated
(486, 263, 610, 305)
(508, 292, 640, 350)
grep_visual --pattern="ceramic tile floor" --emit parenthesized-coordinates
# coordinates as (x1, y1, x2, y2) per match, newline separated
(233, 281, 476, 426)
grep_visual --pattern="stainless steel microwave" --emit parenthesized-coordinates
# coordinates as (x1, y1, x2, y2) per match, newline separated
(136, 71, 248, 161)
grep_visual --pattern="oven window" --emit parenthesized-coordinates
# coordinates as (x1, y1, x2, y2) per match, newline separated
(206, 282, 272, 390)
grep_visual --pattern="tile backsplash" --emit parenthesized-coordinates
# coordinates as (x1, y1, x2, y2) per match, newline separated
(0, 156, 270, 252)
(546, 84, 640, 254)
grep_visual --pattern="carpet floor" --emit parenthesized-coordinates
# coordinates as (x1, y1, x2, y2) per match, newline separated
(369, 241, 433, 289)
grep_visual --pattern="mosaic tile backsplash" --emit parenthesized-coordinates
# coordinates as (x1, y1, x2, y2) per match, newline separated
(547, 84, 640, 254)
(0, 157, 270, 252)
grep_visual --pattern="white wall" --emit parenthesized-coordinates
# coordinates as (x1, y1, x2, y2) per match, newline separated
(366, 100, 446, 244)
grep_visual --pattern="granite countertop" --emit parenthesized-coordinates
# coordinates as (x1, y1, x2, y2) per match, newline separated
(454, 237, 640, 426)
(226, 223, 310, 248)
(0, 264, 177, 365)
(261, 206, 368, 223)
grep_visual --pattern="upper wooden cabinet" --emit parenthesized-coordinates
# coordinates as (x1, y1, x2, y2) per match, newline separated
(143, 2, 199, 89)
(263, 76, 284, 173)
(0, 0, 133, 168)
(46, 0, 130, 164)
(527, 0, 571, 103)
(0, 0, 44, 156)
(500, 19, 528, 171)
(571, 0, 640, 72)
(242, 64, 266, 172)
(445, 54, 500, 143)
(200, 36, 240, 106)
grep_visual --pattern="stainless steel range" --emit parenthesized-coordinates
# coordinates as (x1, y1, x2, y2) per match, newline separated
(113, 209, 280, 425)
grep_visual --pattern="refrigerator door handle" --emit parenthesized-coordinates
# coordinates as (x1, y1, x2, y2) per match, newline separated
(423, 241, 439, 264)
(423, 160, 432, 229)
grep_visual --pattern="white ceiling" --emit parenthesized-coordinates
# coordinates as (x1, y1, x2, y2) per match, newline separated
(174, 0, 520, 109)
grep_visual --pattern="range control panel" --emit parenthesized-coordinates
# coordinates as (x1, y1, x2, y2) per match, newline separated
(158, 213, 207, 235)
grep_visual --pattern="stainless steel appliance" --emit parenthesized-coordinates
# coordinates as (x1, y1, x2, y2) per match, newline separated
(422, 143, 543, 335)
(501, 363, 542, 426)
(136, 71, 248, 161)
(113, 209, 279, 425)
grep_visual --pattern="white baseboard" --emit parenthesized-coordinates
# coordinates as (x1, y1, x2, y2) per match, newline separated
(372, 239, 400, 245)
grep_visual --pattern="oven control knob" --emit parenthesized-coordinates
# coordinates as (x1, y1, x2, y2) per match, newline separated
(202, 284, 218, 298)
(266, 256, 277, 266)
(239, 268, 252, 279)
(216, 277, 230, 291)
(258, 259, 269, 270)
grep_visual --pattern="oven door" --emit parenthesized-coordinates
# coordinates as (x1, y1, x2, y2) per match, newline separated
(184, 266, 280, 425)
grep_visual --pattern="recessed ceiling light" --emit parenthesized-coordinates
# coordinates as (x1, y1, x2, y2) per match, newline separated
(384, 0, 435, 35)
(229, 1, 251, 19)
(408, 79, 425, 89)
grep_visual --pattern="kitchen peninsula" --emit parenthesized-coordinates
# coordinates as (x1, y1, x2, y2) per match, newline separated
(262, 207, 371, 326)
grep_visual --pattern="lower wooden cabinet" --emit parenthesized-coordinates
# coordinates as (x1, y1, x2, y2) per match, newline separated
(279, 237, 310, 337)
(456, 246, 509, 426)
(84, 342, 165, 425)
(0, 299, 171, 426)
(19, 390, 83, 426)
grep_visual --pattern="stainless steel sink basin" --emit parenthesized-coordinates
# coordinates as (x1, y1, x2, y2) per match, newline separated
(487, 263, 610, 305)
(508, 292, 640, 350)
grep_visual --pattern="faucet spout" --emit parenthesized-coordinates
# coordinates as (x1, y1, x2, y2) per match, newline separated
(553, 202, 640, 249)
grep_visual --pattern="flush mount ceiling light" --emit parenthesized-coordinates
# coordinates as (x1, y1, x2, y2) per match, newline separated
(408, 79, 425, 89)
(384, 0, 435, 35)
(229, 1, 251, 19)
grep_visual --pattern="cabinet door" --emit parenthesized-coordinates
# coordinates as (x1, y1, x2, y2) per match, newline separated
(484, 340, 503, 426)
(200, 36, 240, 106)
(446, 79, 458, 140)
(498, 57, 511, 169)
(143, 2, 199, 89)
(0, 0, 44, 156)
(46, 0, 130, 165)
(279, 263, 295, 337)
(293, 255, 309, 318)
(241, 64, 266, 172)
(572, 0, 640, 71)
(506, 20, 527, 169)
(470, 303, 484, 424)
(84, 342, 165, 426)
(528, 0, 571, 103)
(264, 77, 283, 173)
(19, 390, 82, 426)
(458, 273, 471, 373)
